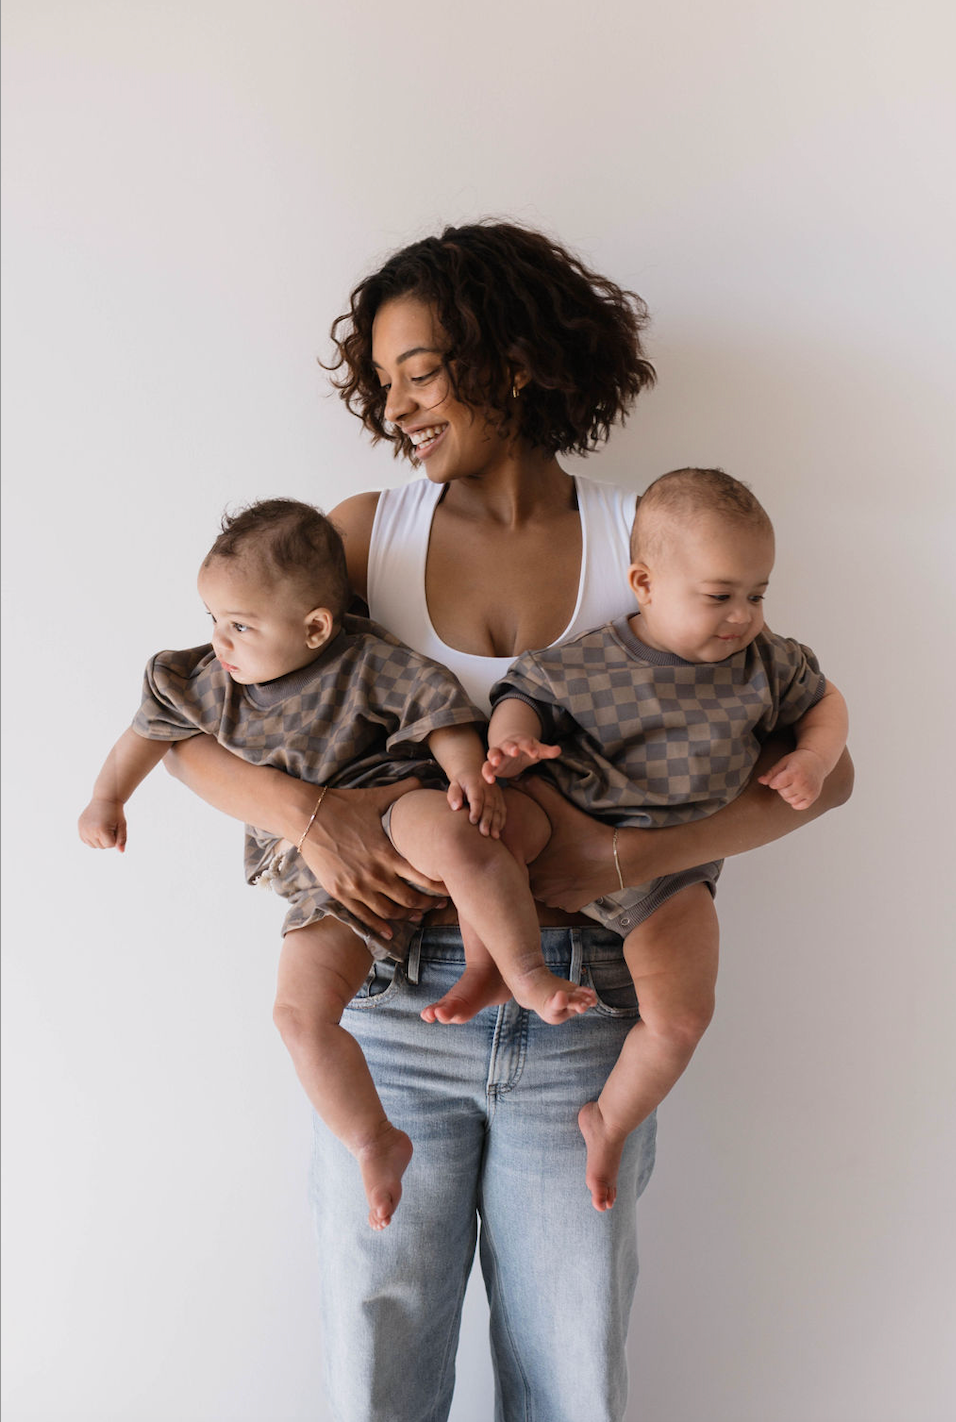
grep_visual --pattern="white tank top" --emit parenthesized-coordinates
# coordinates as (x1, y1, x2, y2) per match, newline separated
(367, 474, 638, 712)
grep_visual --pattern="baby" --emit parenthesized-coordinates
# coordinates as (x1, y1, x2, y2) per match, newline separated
(459, 467, 848, 1211)
(78, 498, 595, 1230)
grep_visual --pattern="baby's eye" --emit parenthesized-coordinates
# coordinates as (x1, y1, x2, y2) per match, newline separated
(232, 622, 248, 633)
(749, 594, 765, 604)
(708, 594, 730, 603)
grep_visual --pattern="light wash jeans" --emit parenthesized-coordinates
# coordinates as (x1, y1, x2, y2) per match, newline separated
(310, 926, 657, 1422)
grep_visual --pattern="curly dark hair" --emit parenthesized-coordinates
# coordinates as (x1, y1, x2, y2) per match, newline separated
(326, 220, 656, 460)
(205, 498, 350, 618)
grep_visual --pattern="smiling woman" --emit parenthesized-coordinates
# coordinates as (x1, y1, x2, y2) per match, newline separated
(164, 220, 852, 1422)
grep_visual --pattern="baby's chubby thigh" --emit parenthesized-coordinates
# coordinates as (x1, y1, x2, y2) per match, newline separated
(386, 785, 550, 884)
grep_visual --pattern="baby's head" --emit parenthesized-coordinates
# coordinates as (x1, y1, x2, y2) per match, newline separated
(628, 468, 775, 663)
(198, 498, 350, 685)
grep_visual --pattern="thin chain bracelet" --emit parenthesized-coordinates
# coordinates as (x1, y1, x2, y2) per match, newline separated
(296, 785, 328, 853)
(612, 828, 625, 891)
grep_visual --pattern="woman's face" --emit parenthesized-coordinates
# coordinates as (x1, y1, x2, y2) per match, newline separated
(370, 295, 512, 483)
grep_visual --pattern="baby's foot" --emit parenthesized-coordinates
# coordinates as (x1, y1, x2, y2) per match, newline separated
(512, 966, 597, 1025)
(578, 1100, 625, 1211)
(356, 1123, 414, 1231)
(421, 964, 511, 1024)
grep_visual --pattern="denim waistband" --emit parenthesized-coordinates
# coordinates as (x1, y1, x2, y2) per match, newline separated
(402, 924, 625, 986)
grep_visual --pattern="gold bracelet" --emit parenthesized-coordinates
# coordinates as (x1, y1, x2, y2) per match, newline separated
(296, 786, 328, 853)
(612, 828, 625, 891)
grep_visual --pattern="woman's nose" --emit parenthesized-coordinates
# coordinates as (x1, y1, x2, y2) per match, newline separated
(384, 380, 414, 425)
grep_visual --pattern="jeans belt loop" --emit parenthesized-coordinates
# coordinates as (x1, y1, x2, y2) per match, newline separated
(405, 928, 422, 986)
(569, 928, 584, 985)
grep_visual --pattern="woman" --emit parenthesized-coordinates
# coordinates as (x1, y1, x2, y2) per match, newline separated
(168, 221, 852, 1422)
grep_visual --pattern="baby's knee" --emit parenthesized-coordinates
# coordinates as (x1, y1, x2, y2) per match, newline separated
(643, 993, 715, 1053)
(272, 985, 345, 1049)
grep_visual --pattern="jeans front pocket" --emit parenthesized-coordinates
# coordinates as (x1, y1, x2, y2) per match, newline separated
(584, 958, 640, 1018)
(346, 958, 406, 1009)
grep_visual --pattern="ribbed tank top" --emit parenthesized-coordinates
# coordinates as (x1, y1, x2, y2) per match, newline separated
(367, 474, 638, 712)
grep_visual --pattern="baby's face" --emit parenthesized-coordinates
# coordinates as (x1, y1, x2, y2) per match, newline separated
(197, 556, 331, 685)
(629, 516, 774, 663)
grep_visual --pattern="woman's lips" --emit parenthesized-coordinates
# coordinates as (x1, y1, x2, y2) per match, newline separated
(409, 424, 448, 460)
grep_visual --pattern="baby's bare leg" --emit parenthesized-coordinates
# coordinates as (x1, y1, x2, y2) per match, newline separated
(390, 788, 596, 1024)
(579, 884, 718, 1211)
(273, 920, 412, 1231)
(419, 916, 512, 1023)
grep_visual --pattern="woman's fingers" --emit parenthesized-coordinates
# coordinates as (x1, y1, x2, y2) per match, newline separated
(300, 780, 448, 929)
(519, 777, 613, 910)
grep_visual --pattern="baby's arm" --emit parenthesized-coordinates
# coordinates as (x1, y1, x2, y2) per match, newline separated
(78, 728, 175, 850)
(428, 724, 506, 838)
(482, 698, 561, 781)
(758, 681, 849, 810)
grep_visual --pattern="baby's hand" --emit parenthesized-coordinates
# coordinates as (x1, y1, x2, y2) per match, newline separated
(78, 798, 128, 851)
(758, 749, 827, 810)
(482, 736, 561, 783)
(447, 770, 507, 838)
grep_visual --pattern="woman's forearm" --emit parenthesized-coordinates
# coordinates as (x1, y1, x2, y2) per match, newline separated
(618, 743, 854, 884)
(164, 734, 447, 933)
(526, 740, 853, 911)
(165, 734, 317, 841)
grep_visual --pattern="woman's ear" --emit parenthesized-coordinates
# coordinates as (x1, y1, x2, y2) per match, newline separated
(628, 563, 652, 606)
(304, 607, 335, 649)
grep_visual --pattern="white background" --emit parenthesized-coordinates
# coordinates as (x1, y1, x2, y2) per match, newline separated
(2, 3, 954, 1419)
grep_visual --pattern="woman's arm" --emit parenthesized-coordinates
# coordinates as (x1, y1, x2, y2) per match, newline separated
(164, 737, 446, 938)
(524, 738, 854, 911)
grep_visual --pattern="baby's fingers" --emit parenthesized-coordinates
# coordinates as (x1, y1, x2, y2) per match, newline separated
(758, 757, 792, 789)
(482, 755, 501, 784)
(478, 788, 506, 839)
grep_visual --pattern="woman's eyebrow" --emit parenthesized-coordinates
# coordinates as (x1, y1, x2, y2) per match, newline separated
(372, 346, 442, 370)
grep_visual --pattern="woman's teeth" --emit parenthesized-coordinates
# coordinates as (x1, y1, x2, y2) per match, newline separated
(408, 425, 446, 447)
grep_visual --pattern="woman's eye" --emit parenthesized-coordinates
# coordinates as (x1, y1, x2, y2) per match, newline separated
(708, 594, 729, 603)
(411, 369, 439, 384)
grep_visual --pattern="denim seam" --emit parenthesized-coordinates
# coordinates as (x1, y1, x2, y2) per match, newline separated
(486, 1005, 529, 1102)
(428, 1227, 476, 1421)
(479, 1213, 533, 1422)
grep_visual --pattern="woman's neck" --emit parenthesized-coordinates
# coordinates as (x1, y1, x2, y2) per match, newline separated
(439, 447, 574, 528)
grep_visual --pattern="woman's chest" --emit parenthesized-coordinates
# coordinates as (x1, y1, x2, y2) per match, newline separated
(424, 512, 583, 657)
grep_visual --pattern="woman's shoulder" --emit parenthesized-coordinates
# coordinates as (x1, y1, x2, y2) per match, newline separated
(576, 472, 639, 527)
(329, 491, 382, 602)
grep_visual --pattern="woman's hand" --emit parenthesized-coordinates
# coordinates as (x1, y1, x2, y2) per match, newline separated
(519, 779, 620, 910)
(447, 770, 507, 838)
(165, 737, 445, 938)
(297, 779, 448, 939)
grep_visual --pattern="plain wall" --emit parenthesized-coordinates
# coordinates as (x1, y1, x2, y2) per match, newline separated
(2, 2, 954, 1419)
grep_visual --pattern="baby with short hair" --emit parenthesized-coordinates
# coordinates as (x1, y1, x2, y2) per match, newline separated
(469, 467, 849, 1210)
(78, 498, 595, 1230)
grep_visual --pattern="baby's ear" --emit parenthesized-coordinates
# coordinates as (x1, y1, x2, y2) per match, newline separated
(305, 607, 335, 648)
(628, 563, 652, 605)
